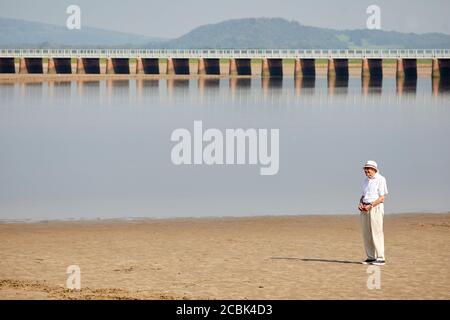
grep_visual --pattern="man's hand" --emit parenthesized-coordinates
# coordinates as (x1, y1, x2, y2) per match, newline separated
(358, 202, 366, 212)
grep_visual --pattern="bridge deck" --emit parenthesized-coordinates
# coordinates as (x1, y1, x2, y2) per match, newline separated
(1, 49, 450, 59)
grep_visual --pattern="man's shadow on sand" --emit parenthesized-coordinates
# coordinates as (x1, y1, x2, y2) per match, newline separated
(271, 257, 362, 265)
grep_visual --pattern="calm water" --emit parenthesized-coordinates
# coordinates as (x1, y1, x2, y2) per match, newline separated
(0, 76, 449, 221)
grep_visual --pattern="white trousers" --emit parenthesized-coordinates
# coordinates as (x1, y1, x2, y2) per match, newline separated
(360, 205, 385, 260)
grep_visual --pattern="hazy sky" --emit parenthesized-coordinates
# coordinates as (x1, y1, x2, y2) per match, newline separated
(1, 0, 449, 38)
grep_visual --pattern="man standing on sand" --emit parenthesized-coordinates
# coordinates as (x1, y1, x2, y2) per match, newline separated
(358, 160, 388, 266)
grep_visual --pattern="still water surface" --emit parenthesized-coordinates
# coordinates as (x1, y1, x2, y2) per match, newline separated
(0, 76, 449, 220)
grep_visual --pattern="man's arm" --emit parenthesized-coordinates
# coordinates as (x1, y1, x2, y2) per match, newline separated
(358, 196, 365, 211)
(369, 178, 387, 210)
(366, 195, 385, 210)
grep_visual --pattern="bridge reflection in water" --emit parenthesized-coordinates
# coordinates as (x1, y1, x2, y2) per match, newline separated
(3, 76, 448, 112)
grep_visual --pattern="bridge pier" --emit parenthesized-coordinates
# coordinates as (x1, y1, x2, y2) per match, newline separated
(144, 58, 160, 74)
(198, 58, 220, 75)
(261, 58, 283, 77)
(396, 59, 404, 78)
(174, 58, 189, 75)
(261, 59, 269, 77)
(328, 58, 349, 78)
(106, 58, 114, 74)
(84, 58, 100, 74)
(136, 58, 144, 74)
(76, 58, 100, 74)
(166, 58, 175, 75)
(229, 58, 251, 76)
(47, 58, 72, 74)
(47, 58, 56, 74)
(229, 59, 237, 76)
(166, 58, 189, 75)
(432, 59, 440, 78)
(396, 58, 417, 79)
(19, 58, 27, 74)
(432, 58, 450, 79)
(0, 58, 16, 73)
(294, 59, 316, 78)
(361, 58, 383, 79)
(439, 59, 450, 79)
(115, 58, 130, 74)
(18, 58, 43, 74)
(137, 58, 161, 74)
(106, 58, 130, 74)
(198, 58, 206, 75)
(76, 58, 84, 74)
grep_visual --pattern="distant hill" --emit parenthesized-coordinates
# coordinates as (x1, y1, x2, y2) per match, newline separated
(148, 17, 450, 49)
(1, 16, 450, 49)
(0, 17, 165, 48)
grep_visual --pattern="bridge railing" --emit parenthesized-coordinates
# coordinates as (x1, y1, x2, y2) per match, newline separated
(1, 48, 450, 59)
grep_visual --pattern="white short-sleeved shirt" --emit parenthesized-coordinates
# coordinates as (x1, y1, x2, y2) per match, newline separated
(362, 172, 388, 203)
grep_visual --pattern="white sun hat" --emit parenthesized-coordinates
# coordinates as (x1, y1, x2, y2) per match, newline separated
(363, 160, 378, 172)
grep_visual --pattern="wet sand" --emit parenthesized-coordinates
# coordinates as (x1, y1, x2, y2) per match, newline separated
(0, 213, 449, 299)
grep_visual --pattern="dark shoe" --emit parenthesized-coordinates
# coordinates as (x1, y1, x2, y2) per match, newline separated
(371, 259, 386, 266)
(362, 258, 376, 265)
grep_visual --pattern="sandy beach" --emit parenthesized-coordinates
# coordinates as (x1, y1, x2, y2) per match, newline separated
(0, 213, 449, 300)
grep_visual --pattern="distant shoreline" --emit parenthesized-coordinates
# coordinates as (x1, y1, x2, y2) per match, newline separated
(1, 211, 448, 225)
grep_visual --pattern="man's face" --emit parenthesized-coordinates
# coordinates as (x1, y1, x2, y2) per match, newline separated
(364, 167, 376, 178)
